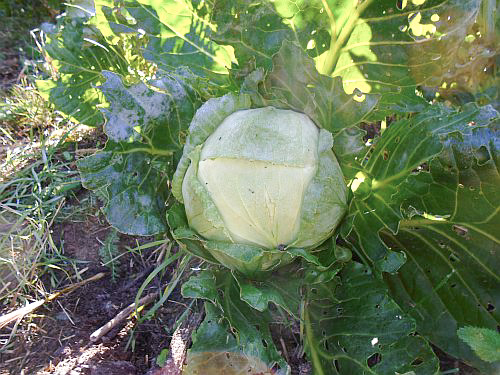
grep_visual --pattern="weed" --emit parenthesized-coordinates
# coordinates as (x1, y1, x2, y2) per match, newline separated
(98, 229, 120, 281)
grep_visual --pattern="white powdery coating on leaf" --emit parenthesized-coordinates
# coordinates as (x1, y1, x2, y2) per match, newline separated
(102, 71, 188, 142)
(105, 108, 139, 141)
(128, 83, 170, 123)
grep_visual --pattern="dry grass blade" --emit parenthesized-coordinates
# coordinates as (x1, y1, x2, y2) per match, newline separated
(0, 272, 105, 329)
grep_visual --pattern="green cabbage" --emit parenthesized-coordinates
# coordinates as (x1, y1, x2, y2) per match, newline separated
(171, 94, 347, 274)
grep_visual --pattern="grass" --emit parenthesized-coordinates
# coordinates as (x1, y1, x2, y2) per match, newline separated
(0, 77, 58, 145)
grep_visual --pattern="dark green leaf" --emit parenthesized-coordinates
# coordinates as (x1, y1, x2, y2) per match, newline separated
(383, 119, 500, 371)
(346, 104, 497, 271)
(183, 271, 290, 373)
(305, 262, 439, 375)
(182, 270, 218, 303)
(233, 268, 303, 316)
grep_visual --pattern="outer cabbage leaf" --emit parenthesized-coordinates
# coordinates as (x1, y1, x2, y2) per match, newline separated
(78, 70, 204, 235)
(98, 69, 200, 151)
(383, 121, 500, 372)
(94, 0, 235, 79)
(182, 271, 290, 374)
(37, 17, 129, 126)
(343, 104, 498, 273)
(78, 149, 171, 235)
(213, 0, 482, 87)
(263, 41, 379, 134)
(304, 262, 439, 374)
(212, 0, 484, 114)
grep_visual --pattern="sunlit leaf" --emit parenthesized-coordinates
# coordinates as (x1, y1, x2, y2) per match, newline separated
(212, 0, 484, 113)
(457, 326, 500, 363)
(94, 0, 235, 79)
(37, 18, 129, 125)
(263, 41, 379, 134)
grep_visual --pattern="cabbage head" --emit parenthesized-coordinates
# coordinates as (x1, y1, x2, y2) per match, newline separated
(171, 94, 347, 275)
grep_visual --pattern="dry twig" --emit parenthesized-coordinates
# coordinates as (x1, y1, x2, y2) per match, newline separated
(90, 291, 158, 342)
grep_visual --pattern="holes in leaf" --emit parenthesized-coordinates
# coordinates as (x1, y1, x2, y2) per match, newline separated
(334, 359, 340, 371)
(383, 150, 389, 160)
(449, 253, 460, 263)
(395, 136, 400, 143)
(396, 0, 406, 10)
(375, 304, 381, 309)
(450, 283, 457, 288)
(452, 225, 468, 237)
(475, 145, 491, 164)
(411, 357, 424, 366)
(487, 303, 495, 312)
(262, 339, 268, 348)
(337, 307, 344, 315)
(311, 288, 318, 295)
(367, 353, 382, 368)
(324, 338, 330, 350)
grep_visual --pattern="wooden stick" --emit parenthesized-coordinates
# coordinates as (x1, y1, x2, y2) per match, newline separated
(0, 272, 106, 330)
(90, 292, 158, 342)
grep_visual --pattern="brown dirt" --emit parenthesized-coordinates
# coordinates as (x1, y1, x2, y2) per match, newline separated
(0, 205, 191, 375)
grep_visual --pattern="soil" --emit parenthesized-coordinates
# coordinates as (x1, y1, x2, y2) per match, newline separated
(0, 202, 189, 375)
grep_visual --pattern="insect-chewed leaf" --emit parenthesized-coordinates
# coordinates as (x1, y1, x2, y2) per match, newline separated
(264, 41, 378, 134)
(344, 104, 498, 274)
(94, 0, 234, 80)
(99, 69, 200, 152)
(305, 262, 439, 374)
(384, 116, 500, 372)
(37, 18, 129, 126)
(182, 273, 290, 374)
